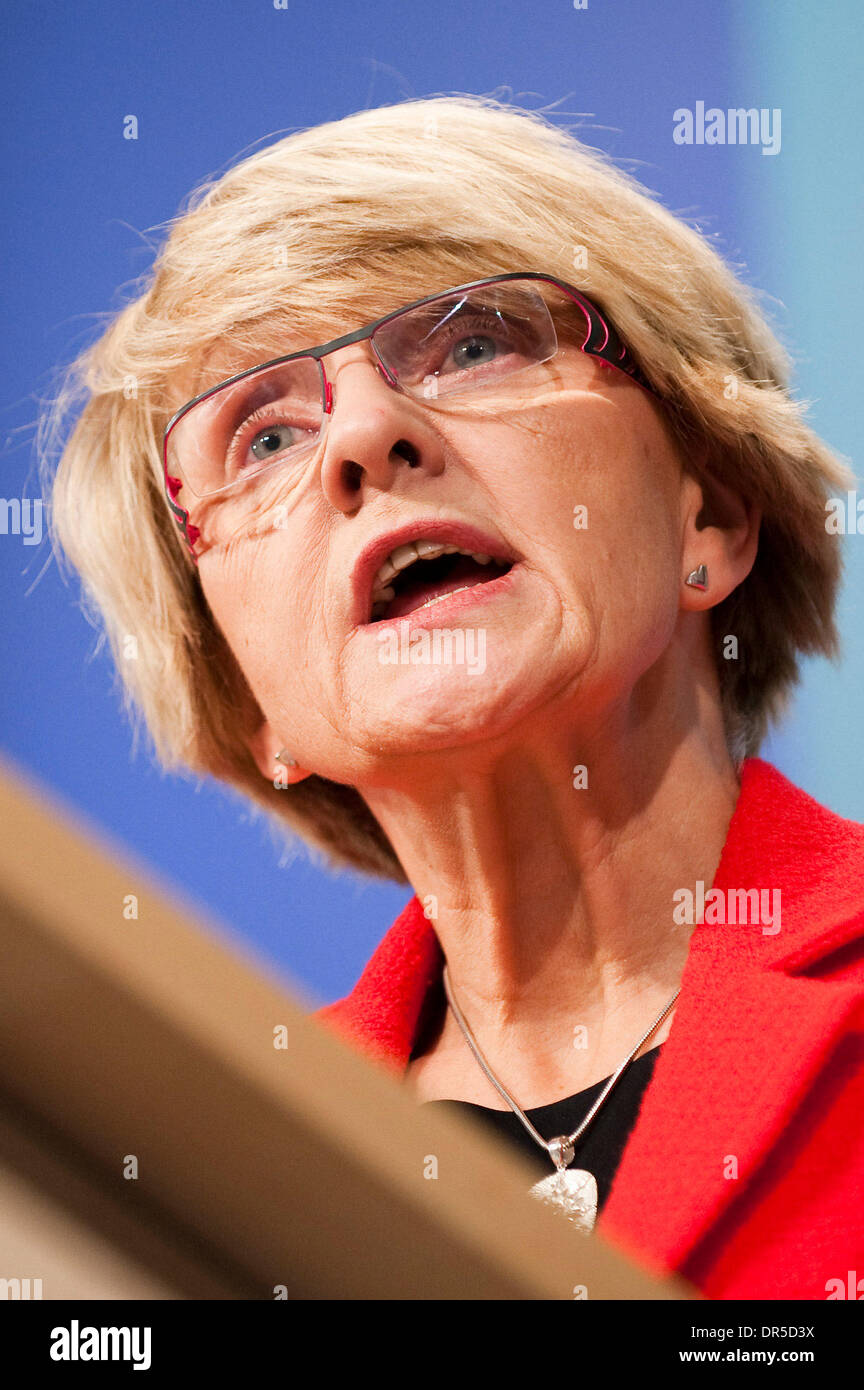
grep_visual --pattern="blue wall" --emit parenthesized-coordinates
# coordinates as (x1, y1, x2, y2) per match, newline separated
(2, 1, 860, 1005)
(733, 0, 864, 811)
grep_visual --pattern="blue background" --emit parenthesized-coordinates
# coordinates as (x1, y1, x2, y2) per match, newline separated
(2, 0, 861, 1006)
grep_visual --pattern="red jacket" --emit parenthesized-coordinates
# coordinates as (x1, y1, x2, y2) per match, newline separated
(315, 758, 864, 1300)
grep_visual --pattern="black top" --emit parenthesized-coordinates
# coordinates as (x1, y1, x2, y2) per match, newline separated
(420, 1044, 662, 1213)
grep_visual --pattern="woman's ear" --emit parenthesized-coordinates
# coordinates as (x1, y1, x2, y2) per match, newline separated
(680, 468, 761, 610)
(246, 717, 311, 786)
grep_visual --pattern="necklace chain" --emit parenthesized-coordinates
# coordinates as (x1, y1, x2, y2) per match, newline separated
(441, 966, 680, 1168)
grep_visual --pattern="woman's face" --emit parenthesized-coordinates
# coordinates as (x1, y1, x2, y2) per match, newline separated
(190, 318, 709, 787)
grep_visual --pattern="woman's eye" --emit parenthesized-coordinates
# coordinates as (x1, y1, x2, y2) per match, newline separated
(449, 334, 500, 371)
(248, 423, 298, 462)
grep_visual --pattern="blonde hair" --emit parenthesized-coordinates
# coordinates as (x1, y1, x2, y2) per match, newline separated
(41, 94, 853, 882)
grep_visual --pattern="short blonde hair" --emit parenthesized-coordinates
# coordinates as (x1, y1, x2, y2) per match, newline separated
(42, 94, 853, 882)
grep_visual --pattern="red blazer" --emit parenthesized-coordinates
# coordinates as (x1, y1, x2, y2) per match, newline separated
(315, 758, 864, 1300)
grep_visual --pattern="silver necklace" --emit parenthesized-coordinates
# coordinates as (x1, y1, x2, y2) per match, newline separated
(442, 966, 679, 1234)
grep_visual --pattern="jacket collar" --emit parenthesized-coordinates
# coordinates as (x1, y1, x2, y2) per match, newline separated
(317, 757, 864, 1270)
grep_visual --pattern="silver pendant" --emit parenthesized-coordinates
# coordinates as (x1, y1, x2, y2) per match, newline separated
(529, 1166, 598, 1233)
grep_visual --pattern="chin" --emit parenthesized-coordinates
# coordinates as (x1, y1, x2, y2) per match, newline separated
(351, 670, 555, 758)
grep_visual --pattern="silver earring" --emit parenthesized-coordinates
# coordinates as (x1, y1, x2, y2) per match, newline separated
(275, 749, 298, 768)
(685, 564, 708, 591)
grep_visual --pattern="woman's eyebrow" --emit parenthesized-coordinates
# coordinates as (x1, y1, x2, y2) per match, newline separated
(195, 312, 320, 384)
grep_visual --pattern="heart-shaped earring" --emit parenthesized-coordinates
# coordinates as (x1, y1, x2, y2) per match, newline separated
(275, 749, 298, 768)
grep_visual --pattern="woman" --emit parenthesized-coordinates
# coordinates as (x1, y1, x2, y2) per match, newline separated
(45, 94, 864, 1300)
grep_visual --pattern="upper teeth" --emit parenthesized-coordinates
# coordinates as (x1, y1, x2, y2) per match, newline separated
(371, 541, 493, 605)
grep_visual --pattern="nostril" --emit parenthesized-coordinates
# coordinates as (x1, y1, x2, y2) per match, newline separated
(340, 441, 419, 492)
(342, 460, 363, 492)
(394, 439, 420, 468)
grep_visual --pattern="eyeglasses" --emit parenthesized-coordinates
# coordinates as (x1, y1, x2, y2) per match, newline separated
(162, 271, 656, 560)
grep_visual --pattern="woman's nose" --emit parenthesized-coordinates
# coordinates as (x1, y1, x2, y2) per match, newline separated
(317, 345, 443, 509)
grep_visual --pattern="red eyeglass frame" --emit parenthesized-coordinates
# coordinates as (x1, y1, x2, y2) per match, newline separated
(162, 271, 658, 562)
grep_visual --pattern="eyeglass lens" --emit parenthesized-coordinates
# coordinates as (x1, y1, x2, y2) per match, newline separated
(167, 281, 567, 502)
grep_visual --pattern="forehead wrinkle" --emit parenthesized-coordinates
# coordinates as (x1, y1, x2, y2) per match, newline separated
(186, 300, 377, 401)
(194, 322, 313, 392)
(167, 262, 492, 414)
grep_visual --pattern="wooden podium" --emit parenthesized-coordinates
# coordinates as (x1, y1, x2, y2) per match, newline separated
(0, 755, 696, 1300)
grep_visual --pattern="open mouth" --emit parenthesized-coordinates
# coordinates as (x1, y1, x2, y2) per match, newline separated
(368, 544, 515, 623)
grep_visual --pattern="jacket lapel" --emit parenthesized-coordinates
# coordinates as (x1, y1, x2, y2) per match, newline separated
(599, 938, 864, 1270)
(316, 758, 864, 1270)
(315, 892, 442, 1072)
(599, 758, 864, 1270)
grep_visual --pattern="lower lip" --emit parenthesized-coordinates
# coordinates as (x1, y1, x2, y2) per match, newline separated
(357, 563, 522, 633)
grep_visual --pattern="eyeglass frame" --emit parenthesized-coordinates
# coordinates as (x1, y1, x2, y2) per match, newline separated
(162, 270, 658, 562)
